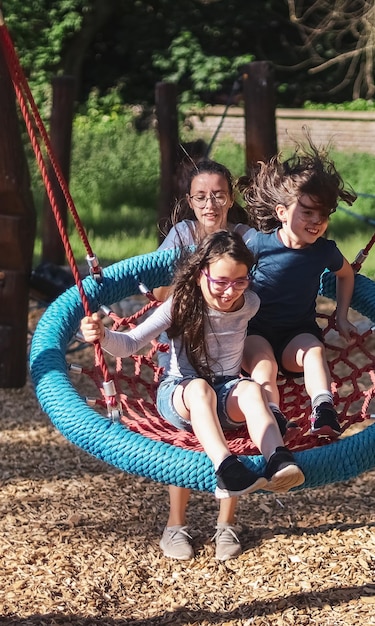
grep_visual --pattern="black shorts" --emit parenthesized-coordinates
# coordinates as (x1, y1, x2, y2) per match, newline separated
(247, 321, 324, 378)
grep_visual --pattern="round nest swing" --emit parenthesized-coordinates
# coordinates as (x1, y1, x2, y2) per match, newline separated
(1, 11, 374, 496)
(29, 248, 375, 494)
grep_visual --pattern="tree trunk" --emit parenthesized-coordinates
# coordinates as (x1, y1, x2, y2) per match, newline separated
(243, 61, 278, 171)
(0, 45, 36, 387)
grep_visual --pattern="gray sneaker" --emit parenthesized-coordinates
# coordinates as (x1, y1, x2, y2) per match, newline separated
(160, 525, 194, 560)
(212, 523, 242, 561)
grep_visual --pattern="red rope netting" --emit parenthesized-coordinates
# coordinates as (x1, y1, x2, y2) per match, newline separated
(68, 297, 375, 456)
(1, 11, 374, 457)
(0, 13, 116, 394)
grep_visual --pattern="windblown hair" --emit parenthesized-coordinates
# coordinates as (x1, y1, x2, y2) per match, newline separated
(167, 230, 255, 379)
(237, 136, 357, 233)
(159, 159, 250, 242)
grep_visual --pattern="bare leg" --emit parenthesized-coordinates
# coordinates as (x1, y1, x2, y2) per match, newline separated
(160, 486, 194, 560)
(173, 378, 267, 498)
(227, 380, 305, 492)
(242, 335, 280, 405)
(166, 485, 191, 526)
(282, 334, 331, 399)
(166, 487, 238, 526)
(282, 333, 340, 437)
(214, 496, 241, 561)
(228, 379, 284, 459)
(217, 496, 238, 524)
(173, 378, 231, 467)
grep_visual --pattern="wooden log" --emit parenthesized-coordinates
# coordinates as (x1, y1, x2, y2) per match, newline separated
(42, 75, 75, 265)
(0, 44, 36, 387)
(155, 82, 179, 244)
(242, 61, 278, 171)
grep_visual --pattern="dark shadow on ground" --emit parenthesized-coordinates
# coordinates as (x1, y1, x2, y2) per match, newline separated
(1, 582, 375, 625)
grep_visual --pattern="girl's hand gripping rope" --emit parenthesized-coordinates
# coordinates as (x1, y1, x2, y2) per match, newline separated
(80, 312, 123, 421)
(80, 312, 105, 344)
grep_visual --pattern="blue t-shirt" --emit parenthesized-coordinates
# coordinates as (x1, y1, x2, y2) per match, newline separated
(247, 229, 344, 330)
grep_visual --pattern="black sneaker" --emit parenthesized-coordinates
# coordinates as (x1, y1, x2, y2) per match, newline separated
(215, 455, 267, 499)
(310, 402, 341, 438)
(264, 446, 305, 493)
(271, 407, 288, 436)
(271, 407, 299, 442)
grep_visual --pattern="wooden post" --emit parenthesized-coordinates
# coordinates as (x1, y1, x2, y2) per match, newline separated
(155, 82, 179, 244)
(242, 61, 278, 172)
(42, 75, 75, 265)
(0, 47, 36, 387)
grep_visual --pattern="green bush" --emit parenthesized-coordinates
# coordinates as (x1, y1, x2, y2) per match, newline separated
(30, 109, 161, 265)
(29, 112, 375, 278)
(153, 30, 253, 112)
(304, 99, 375, 112)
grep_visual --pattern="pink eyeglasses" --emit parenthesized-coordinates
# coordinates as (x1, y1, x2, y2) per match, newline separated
(201, 269, 250, 292)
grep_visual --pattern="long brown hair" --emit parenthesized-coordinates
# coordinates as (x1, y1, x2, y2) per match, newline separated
(159, 159, 250, 242)
(237, 136, 357, 233)
(167, 230, 255, 378)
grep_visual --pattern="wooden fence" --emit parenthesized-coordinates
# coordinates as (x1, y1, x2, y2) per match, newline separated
(189, 107, 375, 155)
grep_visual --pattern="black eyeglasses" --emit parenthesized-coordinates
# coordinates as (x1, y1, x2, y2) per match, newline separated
(201, 269, 250, 293)
(189, 192, 228, 209)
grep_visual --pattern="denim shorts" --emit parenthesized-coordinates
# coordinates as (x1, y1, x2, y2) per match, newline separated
(156, 375, 253, 433)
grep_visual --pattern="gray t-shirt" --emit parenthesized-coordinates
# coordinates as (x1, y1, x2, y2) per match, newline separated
(102, 289, 260, 378)
(158, 220, 257, 250)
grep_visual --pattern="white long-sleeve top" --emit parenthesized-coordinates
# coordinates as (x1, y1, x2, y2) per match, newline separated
(102, 289, 260, 378)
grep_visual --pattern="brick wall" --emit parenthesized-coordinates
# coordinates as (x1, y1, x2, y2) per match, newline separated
(189, 106, 375, 154)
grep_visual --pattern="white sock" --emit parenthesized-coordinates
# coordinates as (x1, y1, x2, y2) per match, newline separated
(214, 453, 232, 472)
(312, 390, 333, 409)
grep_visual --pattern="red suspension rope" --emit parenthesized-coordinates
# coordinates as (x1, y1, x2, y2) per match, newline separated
(351, 231, 375, 273)
(0, 11, 120, 412)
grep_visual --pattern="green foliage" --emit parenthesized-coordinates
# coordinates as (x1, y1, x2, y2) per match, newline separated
(70, 111, 160, 262)
(209, 140, 245, 180)
(30, 109, 160, 264)
(7, 0, 374, 110)
(3, 0, 86, 115)
(71, 109, 160, 210)
(153, 30, 253, 110)
(322, 151, 375, 278)
(304, 99, 375, 111)
(3, 1, 288, 111)
(79, 86, 128, 118)
(29, 112, 375, 277)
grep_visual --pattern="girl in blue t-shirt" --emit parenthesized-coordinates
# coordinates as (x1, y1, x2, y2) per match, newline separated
(238, 138, 357, 440)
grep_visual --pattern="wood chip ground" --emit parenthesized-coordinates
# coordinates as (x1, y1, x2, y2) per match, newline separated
(0, 301, 374, 626)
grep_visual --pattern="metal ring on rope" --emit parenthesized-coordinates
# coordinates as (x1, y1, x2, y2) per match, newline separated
(29, 247, 375, 492)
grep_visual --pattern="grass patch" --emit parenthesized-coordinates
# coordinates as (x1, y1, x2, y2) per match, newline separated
(210, 143, 375, 278)
(29, 118, 375, 278)
(326, 151, 375, 278)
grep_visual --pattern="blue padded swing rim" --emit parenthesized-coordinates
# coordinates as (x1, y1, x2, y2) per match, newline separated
(29, 247, 375, 492)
